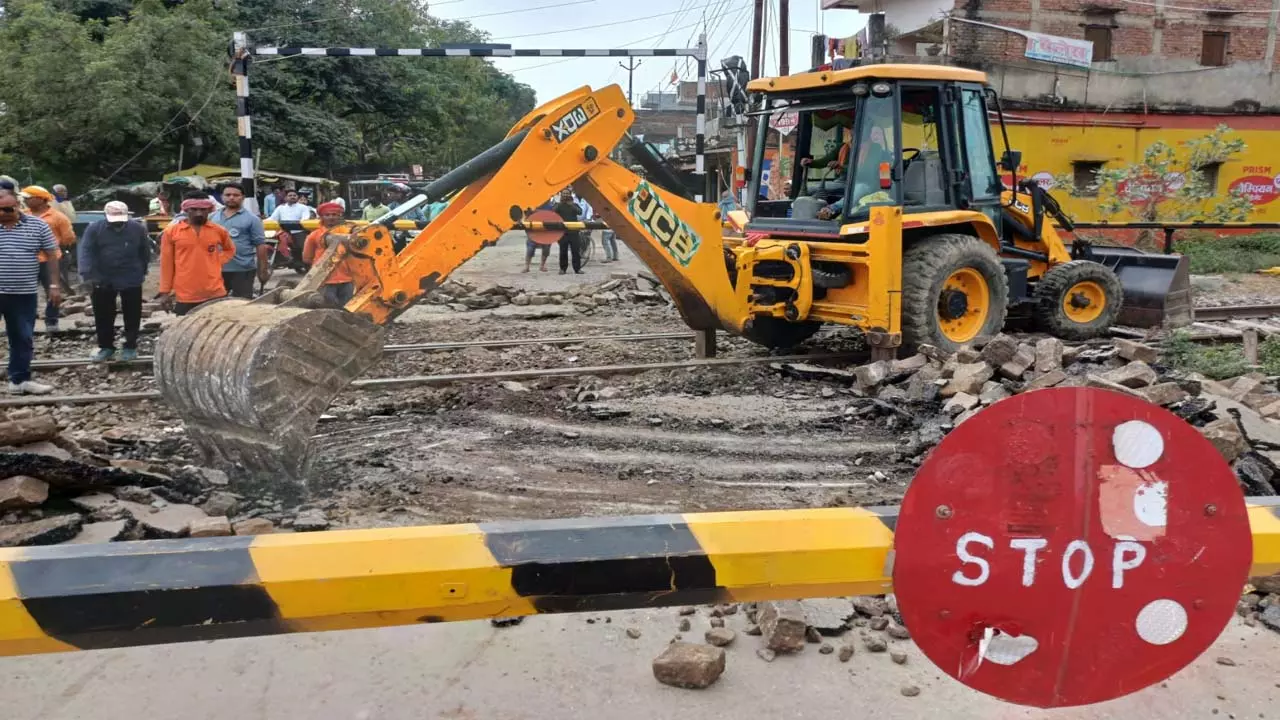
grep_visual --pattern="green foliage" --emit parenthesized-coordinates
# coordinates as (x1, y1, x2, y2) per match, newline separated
(1164, 331, 1280, 379)
(1174, 231, 1280, 274)
(1052, 124, 1255, 223)
(0, 0, 537, 188)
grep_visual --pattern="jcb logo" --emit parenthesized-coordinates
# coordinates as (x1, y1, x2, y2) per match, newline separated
(550, 99, 600, 143)
(629, 182, 701, 266)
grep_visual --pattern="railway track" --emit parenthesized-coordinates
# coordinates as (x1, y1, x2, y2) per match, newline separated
(29, 331, 701, 371)
(1193, 304, 1280, 322)
(0, 351, 865, 408)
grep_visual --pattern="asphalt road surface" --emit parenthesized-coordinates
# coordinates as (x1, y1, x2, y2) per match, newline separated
(2, 609, 1277, 719)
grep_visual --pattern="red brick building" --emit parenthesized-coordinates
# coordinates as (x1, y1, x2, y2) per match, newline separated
(841, 0, 1280, 113)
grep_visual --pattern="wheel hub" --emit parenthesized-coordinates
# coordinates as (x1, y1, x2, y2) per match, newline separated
(1069, 292, 1093, 309)
(939, 289, 969, 320)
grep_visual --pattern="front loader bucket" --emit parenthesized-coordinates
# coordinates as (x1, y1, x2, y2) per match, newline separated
(154, 299, 386, 489)
(1086, 246, 1193, 329)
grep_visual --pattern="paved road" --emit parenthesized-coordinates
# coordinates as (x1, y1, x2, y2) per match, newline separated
(2, 609, 1277, 719)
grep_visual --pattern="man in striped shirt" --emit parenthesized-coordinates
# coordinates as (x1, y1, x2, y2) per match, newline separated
(0, 192, 60, 394)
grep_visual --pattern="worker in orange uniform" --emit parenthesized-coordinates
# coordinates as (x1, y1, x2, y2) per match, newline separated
(21, 186, 76, 331)
(158, 193, 236, 316)
(302, 201, 357, 307)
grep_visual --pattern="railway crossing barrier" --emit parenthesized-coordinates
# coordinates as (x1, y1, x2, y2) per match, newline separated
(2, 386, 1275, 707)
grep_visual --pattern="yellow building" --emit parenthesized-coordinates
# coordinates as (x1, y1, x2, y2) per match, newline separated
(996, 111, 1280, 223)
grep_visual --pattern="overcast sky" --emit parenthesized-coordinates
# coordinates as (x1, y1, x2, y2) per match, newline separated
(429, 0, 869, 104)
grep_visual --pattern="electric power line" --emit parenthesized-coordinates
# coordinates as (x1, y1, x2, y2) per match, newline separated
(495, 0, 728, 41)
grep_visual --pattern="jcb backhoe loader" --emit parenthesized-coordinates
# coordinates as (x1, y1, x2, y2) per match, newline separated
(155, 64, 1191, 478)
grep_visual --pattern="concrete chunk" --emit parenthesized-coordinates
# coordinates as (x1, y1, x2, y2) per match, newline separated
(652, 642, 726, 689)
(1024, 369, 1068, 392)
(1035, 338, 1064, 373)
(1201, 417, 1248, 463)
(854, 360, 892, 392)
(979, 334, 1019, 366)
(233, 517, 276, 535)
(999, 346, 1036, 380)
(943, 392, 980, 415)
(758, 600, 808, 653)
(1100, 361, 1158, 389)
(942, 362, 993, 397)
(1138, 382, 1191, 407)
(890, 354, 928, 375)
(189, 516, 233, 538)
(0, 514, 82, 547)
(65, 519, 131, 544)
(979, 382, 1012, 405)
(0, 475, 48, 510)
(1086, 374, 1143, 397)
(1114, 338, 1159, 364)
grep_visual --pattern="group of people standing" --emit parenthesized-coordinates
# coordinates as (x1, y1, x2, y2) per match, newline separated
(523, 189, 619, 274)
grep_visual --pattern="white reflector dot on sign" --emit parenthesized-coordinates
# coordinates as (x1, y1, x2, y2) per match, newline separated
(1136, 599, 1188, 646)
(1113, 420, 1164, 469)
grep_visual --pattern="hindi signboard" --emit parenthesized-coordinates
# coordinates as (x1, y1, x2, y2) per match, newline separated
(1024, 31, 1093, 68)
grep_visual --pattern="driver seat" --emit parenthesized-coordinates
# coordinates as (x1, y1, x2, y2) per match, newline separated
(902, 151, 946, 206)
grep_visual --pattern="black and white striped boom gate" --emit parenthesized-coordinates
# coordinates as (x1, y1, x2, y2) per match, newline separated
(230, 32, 709, 201)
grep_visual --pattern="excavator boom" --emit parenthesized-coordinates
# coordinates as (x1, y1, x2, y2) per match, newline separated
(154, 84, 740, 487)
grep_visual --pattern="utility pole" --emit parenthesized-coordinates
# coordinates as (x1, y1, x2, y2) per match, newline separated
(618, 58, 642, 106)
(779, 0, 790, 76)
(750, 0, 766, 82)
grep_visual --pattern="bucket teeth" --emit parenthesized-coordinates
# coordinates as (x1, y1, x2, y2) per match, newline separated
(154, 299, 386, 488)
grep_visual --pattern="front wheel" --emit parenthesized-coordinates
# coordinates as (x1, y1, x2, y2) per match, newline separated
(900, 234, 1010, 353)
(1032, 260, 1123, 340)
(577, 233, 594, 268)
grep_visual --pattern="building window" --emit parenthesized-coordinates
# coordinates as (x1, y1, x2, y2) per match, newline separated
(1084, 26, 1113, 61)
(1198, 162, 1222, 194)
(1073, 161, 1104, 196)
(1202, 32, 1229, 66)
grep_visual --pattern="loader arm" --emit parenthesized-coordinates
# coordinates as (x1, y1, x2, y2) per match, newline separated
(153, 83, 743, 485)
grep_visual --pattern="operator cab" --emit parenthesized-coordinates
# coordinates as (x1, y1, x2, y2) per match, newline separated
(744, 65, 1010, 239)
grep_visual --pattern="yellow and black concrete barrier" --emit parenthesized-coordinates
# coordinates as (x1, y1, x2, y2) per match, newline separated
(2, 503, 1278, 657)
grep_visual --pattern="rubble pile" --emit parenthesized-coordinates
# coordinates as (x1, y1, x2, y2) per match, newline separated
(427, 272, 671, 313)
(777, 333, 1280, 495)
(1240, 577, 1280, 635)
(0, 410, 330, 547)
(652, 595, 915, 690)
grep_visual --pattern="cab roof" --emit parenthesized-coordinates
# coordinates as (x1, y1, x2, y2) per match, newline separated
(746, 64, 988, 93)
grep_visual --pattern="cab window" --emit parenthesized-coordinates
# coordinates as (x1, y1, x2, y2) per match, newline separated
(841, 92, 897, 219)
(899, 87, 949, 208)
(960, 88, 1001, 202)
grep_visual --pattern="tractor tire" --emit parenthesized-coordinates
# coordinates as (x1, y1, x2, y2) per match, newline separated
(812, 263, 852, 289)
(901, 234, 1009, 353)
(1032, 260, 1123, 341)
(741, 316, 823, 349)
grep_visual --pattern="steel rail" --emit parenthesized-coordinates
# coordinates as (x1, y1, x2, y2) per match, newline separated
(28, 331, 701, 371)
(0, 352, 862, 408)
(1193, 304, 1280, 322)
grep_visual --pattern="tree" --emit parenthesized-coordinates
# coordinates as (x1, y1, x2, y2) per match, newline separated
(0, 0, 536, 188)
(1054, 124, 1255, 223)
(0, 0, 234, 187)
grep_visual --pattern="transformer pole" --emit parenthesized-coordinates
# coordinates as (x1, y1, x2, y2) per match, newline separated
(779, 0, 790, 76)
(618, 58, 642, 106)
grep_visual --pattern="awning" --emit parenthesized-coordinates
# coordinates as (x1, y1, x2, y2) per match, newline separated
(164, 165, 338, 186)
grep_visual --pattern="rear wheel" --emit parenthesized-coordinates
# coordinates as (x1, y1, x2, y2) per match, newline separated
(1033, 260, 1122, 340)
(901, 233, 1009, 353)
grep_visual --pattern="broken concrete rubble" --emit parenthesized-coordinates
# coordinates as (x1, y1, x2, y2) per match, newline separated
(1100, 361, 1157, 389)
(757, 600, 807, 653)
(0, 513, 81, 547)
(652, 642, 725, 689)
(0, 476, 48, 511)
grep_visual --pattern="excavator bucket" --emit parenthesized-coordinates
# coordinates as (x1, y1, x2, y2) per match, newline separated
(153, 298, 386, 486)
(1085, 246, 1193, 329)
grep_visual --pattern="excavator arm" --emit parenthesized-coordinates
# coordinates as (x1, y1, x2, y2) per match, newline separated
(153, 84, 744, 485)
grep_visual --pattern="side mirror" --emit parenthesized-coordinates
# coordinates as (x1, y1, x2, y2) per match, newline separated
(1000, 150, 1022, 172)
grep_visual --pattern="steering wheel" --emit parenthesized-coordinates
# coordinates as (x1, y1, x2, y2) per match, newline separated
(901, 147, 922, 168)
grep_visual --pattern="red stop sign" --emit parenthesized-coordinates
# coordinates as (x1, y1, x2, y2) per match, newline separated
(894, 387, 1252, 708)
(524, 209, 567, 246)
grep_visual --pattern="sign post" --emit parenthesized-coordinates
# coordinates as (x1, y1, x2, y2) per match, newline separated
(893, 387, 1252, 708)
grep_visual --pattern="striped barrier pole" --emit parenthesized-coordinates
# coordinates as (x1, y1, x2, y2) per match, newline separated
(144, 218, 614, 233)
(3, 502, 1279, 657)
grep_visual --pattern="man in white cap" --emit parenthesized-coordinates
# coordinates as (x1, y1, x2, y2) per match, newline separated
(77, 201, 150, 362)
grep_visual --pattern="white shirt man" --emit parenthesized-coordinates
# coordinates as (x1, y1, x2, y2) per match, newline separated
(267, 191, 317, 223)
